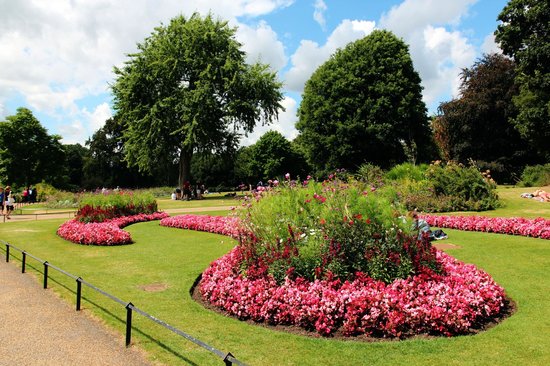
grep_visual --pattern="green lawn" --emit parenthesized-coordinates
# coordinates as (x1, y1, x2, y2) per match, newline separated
(0, 186, 549, 365)
(157, 193, 244, 210)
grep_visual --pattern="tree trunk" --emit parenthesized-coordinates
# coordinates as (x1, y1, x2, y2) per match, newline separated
(178, 148, 193, 188)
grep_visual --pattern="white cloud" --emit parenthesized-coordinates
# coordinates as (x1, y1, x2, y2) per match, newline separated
(284, 19, 376, 92)
(240, 96, 298, 146)
(0, 0, 294, 143)
(378, 0, 478, 108)
(481, 33, 501, 55)
(379, 0, 478, 37)
(236, 21, 287, 71)
(313, 0, 328, 29)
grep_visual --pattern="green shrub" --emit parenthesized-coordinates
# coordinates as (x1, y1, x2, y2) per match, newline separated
(77, 191, 158, 222)
(425, 161, 499, 211)
(356, 163, 385, 186)
(44, 190, 79, 208)
(238, 178, 439, 284)
(519, 164, 550, 187)
(385, 163, 428, 182)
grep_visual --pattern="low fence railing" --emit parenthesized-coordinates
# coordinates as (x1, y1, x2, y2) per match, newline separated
(1, 240, 246, 366)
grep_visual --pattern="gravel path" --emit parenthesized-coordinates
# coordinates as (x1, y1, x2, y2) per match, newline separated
(0, 255, 153, 365)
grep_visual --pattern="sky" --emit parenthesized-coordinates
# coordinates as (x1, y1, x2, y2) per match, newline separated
(0, 0, 507, 146)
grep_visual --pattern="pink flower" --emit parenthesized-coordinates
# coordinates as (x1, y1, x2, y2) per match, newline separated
(57, 212, 169, 246)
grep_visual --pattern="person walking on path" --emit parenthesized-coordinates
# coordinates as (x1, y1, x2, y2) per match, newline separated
(4, 186, 14, 220)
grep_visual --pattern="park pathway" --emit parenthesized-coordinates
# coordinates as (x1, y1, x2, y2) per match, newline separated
(0, 260, 153, 365)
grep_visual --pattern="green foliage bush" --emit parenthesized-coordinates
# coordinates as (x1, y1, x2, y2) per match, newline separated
(519, 164, 550, 187)
(77, 191, 158, 223)
(356, 162, 500, 213)
(238, 178, 439, 284)
(385, 163, 428, 182)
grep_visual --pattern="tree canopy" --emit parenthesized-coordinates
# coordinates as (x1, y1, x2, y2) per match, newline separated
(111, 13, 284, 187)
(495, 0, 550, 159)
(235, 130, 309, 183)
(0, 107, 66, 187)
(434, 53, 536, 181)
(296, 30, 433, 174)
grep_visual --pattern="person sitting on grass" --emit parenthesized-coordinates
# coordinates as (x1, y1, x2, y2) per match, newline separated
(410, 210, 447, 241)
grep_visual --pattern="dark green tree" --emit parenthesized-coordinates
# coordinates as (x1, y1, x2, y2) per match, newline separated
(296, 30, 433, 174)
(63, 143, 88, 189)
(83, 118, 162, 189)
(191, 134, 240, 190)
(111, 13, 284, 188)
(435, 53, 535, 181)
(495, 0, 550, 159)
(235, 130, 310, 183)
(0, 107, 66, 187)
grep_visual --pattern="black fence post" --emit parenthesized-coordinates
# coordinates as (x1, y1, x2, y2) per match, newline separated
(224, 352, 235, 366)
(5, 244, 9, 262)
(22, 251, 26, 273)
(43, 261, 49, 289)
(76, 277, 82, 311)
(125, 302, 133, 347)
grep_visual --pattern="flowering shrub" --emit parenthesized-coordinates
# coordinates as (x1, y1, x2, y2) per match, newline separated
(238, 176, 439, 283)
(160, 214, 240, 239)
(58, 212, 169, 245)
(423, 215, 550, 240)
(76, 191, 158, 223)
(200, 247, 505, 337)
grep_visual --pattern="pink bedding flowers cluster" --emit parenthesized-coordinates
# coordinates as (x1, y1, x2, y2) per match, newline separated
(200, 247, 505, 337)
(57, 212, 169, 245)
(422, 215, 550, 239)
(160, 214, 240, 239)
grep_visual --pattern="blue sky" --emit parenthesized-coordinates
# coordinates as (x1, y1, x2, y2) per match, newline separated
(0, 0, 507, 145)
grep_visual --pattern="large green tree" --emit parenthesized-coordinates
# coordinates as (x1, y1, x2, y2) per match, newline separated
(0, 107, 66, 187)
(235, 130, 310, 183)
(63, 143, 88, 189)
(296, 30, 433, 174)
(495, 0, 550, 159)
(435, 53, 535, 182)
(111, 13, 284, 187)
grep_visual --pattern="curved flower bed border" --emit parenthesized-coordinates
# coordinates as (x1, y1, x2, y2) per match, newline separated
(163, 214, 508, 337)
(57, 212, 169, 245)
(160, 214, 240, 239)
(423, 215, 550, 240)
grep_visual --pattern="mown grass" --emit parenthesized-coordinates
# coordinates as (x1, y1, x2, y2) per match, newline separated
(0, 186, 549, 365)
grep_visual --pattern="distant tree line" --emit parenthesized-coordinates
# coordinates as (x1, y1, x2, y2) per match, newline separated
(1, 1, 548, 189)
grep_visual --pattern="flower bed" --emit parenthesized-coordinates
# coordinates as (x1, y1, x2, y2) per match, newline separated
(162, 214, 507, 337)
(57, 212, 169, 245)
(160, 214, 240, 239)
(422, 215, 550, 240)
(200, 247, 505, 337)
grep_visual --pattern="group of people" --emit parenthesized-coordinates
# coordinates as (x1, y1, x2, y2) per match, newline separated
(0, 185, 39, 221)
(171, 182, 207, 201)
(21, 186, 38, 203)
(521, 189, 550, 202)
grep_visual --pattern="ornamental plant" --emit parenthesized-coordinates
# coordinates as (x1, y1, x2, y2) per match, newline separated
(76, 190, 158, 223)
(238, 176, 439, 284)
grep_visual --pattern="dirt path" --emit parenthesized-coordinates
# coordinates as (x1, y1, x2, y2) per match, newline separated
(0, 260, 152, 366)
